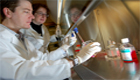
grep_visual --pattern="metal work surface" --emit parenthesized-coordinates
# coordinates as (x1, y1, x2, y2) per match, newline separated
(73, 52, 140, 80)
(73, 65, 104, 80)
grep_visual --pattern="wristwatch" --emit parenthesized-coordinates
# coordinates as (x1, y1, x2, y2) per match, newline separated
(67, 56, 79, 67)
(73, 57, 79, 66)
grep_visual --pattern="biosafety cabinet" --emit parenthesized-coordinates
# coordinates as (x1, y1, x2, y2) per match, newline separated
(45, 0, 140, 80)
(37, 0, 140, 79)
(38, 0, 139, 51)
(57, 0, 140, 51)
(62, 0, 140, 80)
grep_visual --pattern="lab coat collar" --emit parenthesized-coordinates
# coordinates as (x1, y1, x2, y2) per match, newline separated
(41, 25, 50, 47)
(0, 24, 28, 52)
(29, 25, 43, 39)
(27, 25, 50, 47)
(28, 25, 44, 45)
(41, 25, 45, 36)
(11, 36, 27, 52)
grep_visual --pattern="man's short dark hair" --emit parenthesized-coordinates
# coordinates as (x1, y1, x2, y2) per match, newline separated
(0, 0, 32, 22)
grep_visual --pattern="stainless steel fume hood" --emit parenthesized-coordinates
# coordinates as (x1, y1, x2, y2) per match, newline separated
(36, 0, 139, 51)
(31, 0, 140, 79)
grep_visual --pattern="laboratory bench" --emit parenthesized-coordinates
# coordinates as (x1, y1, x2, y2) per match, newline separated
(71, 52, 140, 80)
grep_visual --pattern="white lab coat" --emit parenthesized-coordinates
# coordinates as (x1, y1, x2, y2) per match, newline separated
(0, 24, 71, 80)
(20, 25, 57, 53)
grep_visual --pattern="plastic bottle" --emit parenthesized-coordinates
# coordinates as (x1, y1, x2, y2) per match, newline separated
(119, 38, 138, 63)
(106, 40, 119, 58)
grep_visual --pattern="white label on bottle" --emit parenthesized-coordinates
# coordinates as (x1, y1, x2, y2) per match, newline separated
(120, 48, 132, 61)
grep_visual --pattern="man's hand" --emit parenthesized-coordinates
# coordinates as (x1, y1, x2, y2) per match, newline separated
(76, 42, 101, 64)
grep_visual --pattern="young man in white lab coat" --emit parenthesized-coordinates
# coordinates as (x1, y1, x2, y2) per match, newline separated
(0, 0, 101, 80)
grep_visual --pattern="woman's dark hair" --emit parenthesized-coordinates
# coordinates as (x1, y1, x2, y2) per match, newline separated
(32, 3, 49, 15)
(0, 0, 32, 22)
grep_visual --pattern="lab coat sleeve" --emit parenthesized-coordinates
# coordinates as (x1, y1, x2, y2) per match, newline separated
(46, 48, 66, 61)
(0, 42, 71, 80)
(25, 38, 66, 61)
